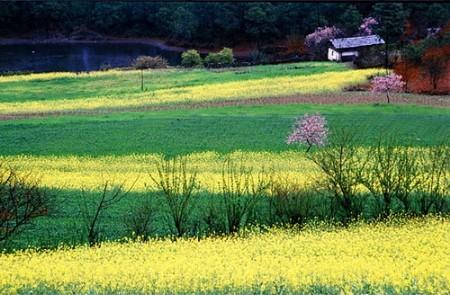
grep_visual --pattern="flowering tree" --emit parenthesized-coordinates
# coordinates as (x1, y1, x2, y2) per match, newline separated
(358, 17, 378, 36)
(371, 73, 405, 103)
(305, 26, 342, 60)
(287, 114, 328, 152)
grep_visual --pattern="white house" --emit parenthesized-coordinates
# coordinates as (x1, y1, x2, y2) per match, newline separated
(328, 35, 385, 62)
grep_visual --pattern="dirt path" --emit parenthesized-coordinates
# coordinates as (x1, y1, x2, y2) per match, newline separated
(0, 92, 448, 121)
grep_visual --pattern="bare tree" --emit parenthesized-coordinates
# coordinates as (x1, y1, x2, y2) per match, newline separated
(220, 159, 269, 233)
(0, 165, 52, 243)
(150, 157, 198, 238)
(80, 181, 134, 246)
(308, 128, 366, 224)
(124, 199, 155, 241)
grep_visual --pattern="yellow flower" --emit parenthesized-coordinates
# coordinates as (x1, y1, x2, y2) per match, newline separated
(0, 218, 448, 294)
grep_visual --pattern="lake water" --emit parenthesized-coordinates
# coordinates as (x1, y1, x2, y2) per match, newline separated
(0, 42, 182, 73)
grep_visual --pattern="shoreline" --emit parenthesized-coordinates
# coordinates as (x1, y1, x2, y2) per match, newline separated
(0, 37, 254, 58)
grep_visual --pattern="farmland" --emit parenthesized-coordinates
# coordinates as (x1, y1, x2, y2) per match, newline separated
(0, 62, 449, 294)
(1, 218, 449, 294)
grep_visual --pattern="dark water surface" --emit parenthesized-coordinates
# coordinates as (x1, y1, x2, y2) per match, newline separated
(0, 42, 181, 73)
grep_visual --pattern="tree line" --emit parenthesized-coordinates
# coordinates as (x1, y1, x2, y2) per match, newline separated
(0, 2, 449, 47)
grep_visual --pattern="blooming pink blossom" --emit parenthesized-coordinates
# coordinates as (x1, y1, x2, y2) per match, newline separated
(359, 17, 378, 36)
(371, 73, 405, 93)
(305, 26, 342, 49)
(287, 113, 328, 152)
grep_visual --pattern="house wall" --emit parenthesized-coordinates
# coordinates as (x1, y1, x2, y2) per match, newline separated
(327, 48, 341, 61)
(341, 50, 359, 57)
(328, 48, 361, 62)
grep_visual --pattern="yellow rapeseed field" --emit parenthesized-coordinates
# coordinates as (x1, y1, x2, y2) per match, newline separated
(1, 151, 317, 192)
(0, 218, 448, 294)
(0, 69, 127, 83)
(0, 68, 380, 115)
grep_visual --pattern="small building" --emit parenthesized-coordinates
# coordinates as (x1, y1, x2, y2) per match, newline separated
(328, 35, 385, 62)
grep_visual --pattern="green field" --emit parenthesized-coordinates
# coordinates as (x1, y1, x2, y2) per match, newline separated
(0, 62, 382, 115)
(1, 62, 449, 250)
(0, 103, 449, 156)
(0, 61, 449, 295)
(0, 62, 349, 103)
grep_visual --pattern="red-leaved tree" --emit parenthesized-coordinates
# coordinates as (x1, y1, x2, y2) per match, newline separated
(422, 46, 450, 92)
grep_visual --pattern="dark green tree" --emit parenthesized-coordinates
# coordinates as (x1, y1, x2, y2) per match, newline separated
(339, 5, 362, 35)
(372, 3, 407, 70)
(244, 3, 278, 49)
(425, 4, 450, 28)
(170, 6, 198, 41)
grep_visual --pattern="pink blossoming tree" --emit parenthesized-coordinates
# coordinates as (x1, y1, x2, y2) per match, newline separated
(287, 113, 328, 152)
(358, 17, 378, 36)
(371, 73, 405, 103)
(305, 26, 342, 59)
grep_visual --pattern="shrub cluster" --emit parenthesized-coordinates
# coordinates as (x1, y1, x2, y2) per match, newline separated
(133, 56, 169, 69)
(204, 48, 234, 68)
(181, 50, 203, 68)
(181, 48, 234, 68)
(310, 132, 449, 224)
(134, 139, 448, 239)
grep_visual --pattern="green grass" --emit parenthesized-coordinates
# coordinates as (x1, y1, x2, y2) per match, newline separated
(0, 62, 348, 103)
(6, 187, 449, 251)
(0, 103, 448, 156)
(0, 61, 449, 252)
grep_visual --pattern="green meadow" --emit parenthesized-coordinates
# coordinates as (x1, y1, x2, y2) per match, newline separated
(0, 62, 448, 251)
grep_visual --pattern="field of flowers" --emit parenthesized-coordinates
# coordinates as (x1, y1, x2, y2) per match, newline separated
(0, 218, 448, 294)
(2, 152, 316, 192)
(0, 65, 380, 115)
(0, 61, 449, 294)
(3, 148, 448, 193)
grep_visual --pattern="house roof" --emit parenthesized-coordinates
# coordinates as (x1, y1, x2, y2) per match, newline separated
(330, 35, 385, 49)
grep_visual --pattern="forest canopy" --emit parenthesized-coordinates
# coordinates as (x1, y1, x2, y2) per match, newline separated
(0, 2, 449, 47)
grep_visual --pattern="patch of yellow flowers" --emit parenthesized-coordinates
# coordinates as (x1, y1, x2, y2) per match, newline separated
(1, 151, 317, 192)
(0, 68, 381, 115)
(0, 218, 448, 294)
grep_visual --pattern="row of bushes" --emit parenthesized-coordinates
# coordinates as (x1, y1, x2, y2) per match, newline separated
(1, 137, 448, 247)
(181, 48, 234, 68)
(131, 47, 234, 70)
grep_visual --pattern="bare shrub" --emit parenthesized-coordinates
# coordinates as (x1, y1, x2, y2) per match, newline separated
(394, 147, 422, 213)
(269, 179, 315, 226)
(150, 157, 198, 238)
(219, 159, 269, 233)
(308, 128, 366, 224)
(80, 181, 133, 246)
(416, 144, 450, 214)
(361, 137, 404, 218)
(202, 198, 227, 236)
(133, 56, 169, 69)
(0, 165, 52, 244)
(124, 199, 155, 241)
